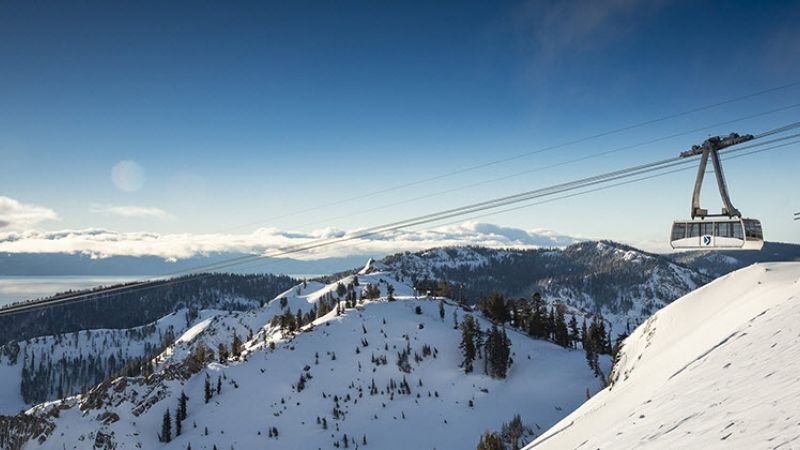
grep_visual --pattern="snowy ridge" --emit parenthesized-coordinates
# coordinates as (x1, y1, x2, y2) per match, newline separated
(378, 242, 708, 338)
(0, 311, 189, 415)
(21, 270, 608, 450)
(0, 293, 268, 414)
(527, 262, 800, 449)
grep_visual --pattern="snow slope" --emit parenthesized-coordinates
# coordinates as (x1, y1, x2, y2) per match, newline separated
(527, 262, 800, 449)
(24, 270, 609, 450)
(378, 242, 707, 339)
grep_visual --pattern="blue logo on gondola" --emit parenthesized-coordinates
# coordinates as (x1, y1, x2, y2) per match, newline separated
(702, 235, 712, 246)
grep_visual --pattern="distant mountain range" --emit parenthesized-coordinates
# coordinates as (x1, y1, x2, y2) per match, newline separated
(3, 241, 798, 278)
(0, 252, 368, 276)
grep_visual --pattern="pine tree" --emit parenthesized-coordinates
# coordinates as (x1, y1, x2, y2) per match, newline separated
(501, 414, 527, 450)
(475, 430, 504, 450)
(160, 409, 172, 443)
(204, 376, 212, 403)
(568, 315, 580, 348)
(474, 321, 484, 359)
(175, 407, 182, 436)
(175, 391, 188, 436)
(528, 292, 547, 339)
(481, 292, 510, 324)
(485, 325, 512, 379)
(581, 319, 588, 348)
(178, 391, 188, 421)
(554, 304, 570, 348)
(459, 315, 477, 373)
(231, 332, 242, 358)
(217, 343, 229, 362)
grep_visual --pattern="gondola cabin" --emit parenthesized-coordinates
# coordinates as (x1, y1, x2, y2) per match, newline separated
(670, 218, 763, 250)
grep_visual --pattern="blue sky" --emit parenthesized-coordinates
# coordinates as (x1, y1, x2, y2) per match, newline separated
(1, 0, 799, 257)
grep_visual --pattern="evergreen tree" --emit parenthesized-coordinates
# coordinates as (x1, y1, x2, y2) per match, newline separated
(553, 304, 570, 348)
(547, 307, 556, 341)
(336, 282, 347, 297)
(476, 431, 504, 450)
(204, 376, 212, 403)
(568, 315, 580, 348)
(581, 319, 588, 349)
(480, 293, 511, 324)
(459, 315, 477, 373)
(528, 292, 547, 339)
(231, 332, 242, 358)
(474, 321, 484, 359)
(178, 391, 188, 420)
(217, 343, 229, 362)
(485, 325, 512, 379)
(175, 390, 188, 436)
(160, 409, 172, 443)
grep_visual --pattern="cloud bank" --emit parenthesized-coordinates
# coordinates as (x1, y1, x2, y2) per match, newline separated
(0, 222, 581, 261)
(0, 196, 59, 229)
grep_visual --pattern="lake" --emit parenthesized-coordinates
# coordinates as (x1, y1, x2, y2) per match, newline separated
(0, 276, 144, 307)
(0, 274, 322, 307)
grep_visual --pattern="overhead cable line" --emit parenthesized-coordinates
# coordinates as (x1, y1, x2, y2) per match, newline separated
(2, 121, 798, 315)
(428, 138, 800, 229)
(289, 103, 800, 230)
(220, 81, 800, 232)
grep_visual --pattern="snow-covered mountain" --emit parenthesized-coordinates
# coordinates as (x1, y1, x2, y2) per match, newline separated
(526, 262, 800, 449)
(7, 269, 609, 450)
(376, 241, 708, 336)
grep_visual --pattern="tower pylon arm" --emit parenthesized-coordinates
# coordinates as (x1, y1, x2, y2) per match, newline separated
(709, 147, 740, 217)
(685, 133, 749, 219)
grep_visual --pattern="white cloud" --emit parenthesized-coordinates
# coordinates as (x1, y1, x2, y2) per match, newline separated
(111, 160, 145, 192)
(0, 196, 59, 229)
(90, 204, 172, 220)
(0, 221, 581, 260)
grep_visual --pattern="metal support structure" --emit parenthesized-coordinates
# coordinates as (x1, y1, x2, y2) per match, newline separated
(682, 133, 753, 219)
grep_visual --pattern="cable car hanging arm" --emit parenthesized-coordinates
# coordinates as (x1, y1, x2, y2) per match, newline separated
(680, 133, 753, 218)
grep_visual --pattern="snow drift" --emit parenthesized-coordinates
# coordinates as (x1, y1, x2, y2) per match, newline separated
(527, 262, 800, 449)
